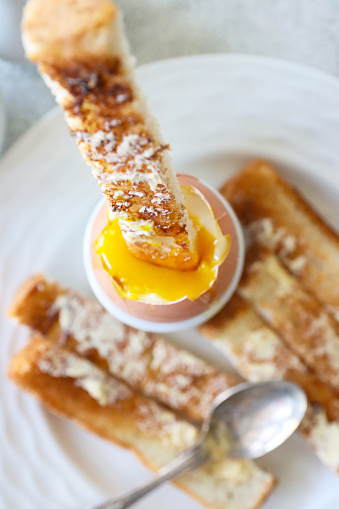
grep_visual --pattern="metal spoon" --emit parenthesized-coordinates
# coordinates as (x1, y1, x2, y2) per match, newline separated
(90, 381, 307, 509)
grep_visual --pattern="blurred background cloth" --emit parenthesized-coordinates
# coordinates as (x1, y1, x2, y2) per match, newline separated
(0, 0, 339, 152)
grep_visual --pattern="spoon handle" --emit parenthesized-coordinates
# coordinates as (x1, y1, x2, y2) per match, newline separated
(90, 444, 207, 509)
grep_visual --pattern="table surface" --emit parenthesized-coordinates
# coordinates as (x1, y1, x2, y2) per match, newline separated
(1, 0, 339, 153)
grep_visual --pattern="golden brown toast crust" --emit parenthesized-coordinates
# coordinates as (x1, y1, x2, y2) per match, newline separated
(8, 274, 238, 422)
(221, 160, 339, 315)
(239, 245, 339, 392)
(22, 0, 198, 270)
(22, 0, 118, 62)
(7, 273, 61, 332)
(9, 337, 275, 509)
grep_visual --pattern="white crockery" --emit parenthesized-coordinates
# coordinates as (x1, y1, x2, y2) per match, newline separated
(1, 55, 339, 509)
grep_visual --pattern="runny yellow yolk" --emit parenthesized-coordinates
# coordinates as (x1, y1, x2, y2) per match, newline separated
(95, 187, 231, 303)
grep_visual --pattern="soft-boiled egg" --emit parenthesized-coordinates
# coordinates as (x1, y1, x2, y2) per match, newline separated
(84, 174, 244, 332)
(95, 185, 231, 303)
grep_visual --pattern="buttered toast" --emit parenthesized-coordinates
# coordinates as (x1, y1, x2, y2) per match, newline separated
(200, 293, 339, 472)
(22, 0, 198, 270)
(9, 272, 339, 474)
(8, 276, 276, 509)
(221, 160, 339, 318)
(200, 161, 339, 473)
(8, 274, 238, 422)
(238, 246, 339, 392)
(9, 338, 274, 509)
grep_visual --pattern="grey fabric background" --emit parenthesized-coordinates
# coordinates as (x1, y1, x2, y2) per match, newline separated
(0, 0, 338, 153)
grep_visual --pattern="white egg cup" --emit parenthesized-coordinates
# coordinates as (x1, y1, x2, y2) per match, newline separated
(83, 174, 245, 333)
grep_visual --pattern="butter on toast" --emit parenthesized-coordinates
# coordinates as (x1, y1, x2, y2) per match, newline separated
(22, 0, 198, 270)
(9, 337, 275, 509)
(8, 274, 237, 422)
(200, 294, 339, 472)
(239, 246, 339, 392)
(221, 160, 339, 317)
(9, 274, 339, 474)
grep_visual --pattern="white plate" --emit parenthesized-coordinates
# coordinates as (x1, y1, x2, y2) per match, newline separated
(1, 55, 339, 509)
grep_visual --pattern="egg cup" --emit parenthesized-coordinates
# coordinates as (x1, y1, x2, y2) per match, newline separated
(83, 174, 244, 332)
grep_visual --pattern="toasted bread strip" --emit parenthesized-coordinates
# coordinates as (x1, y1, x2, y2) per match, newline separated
(221, 161, 339, 317)
(300, 406, 339, 473)
(239, 246, 339, 392)
(9, 338, 275, 509)
(200, 294, 339, 422)
(8, 274, 238, 422)
(200, 294, 339, 472)
(22, 0, 198, 270)
(10, 275, 339, 473)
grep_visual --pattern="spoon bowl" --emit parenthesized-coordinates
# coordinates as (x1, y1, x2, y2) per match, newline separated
(205, 381, 307, 459)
